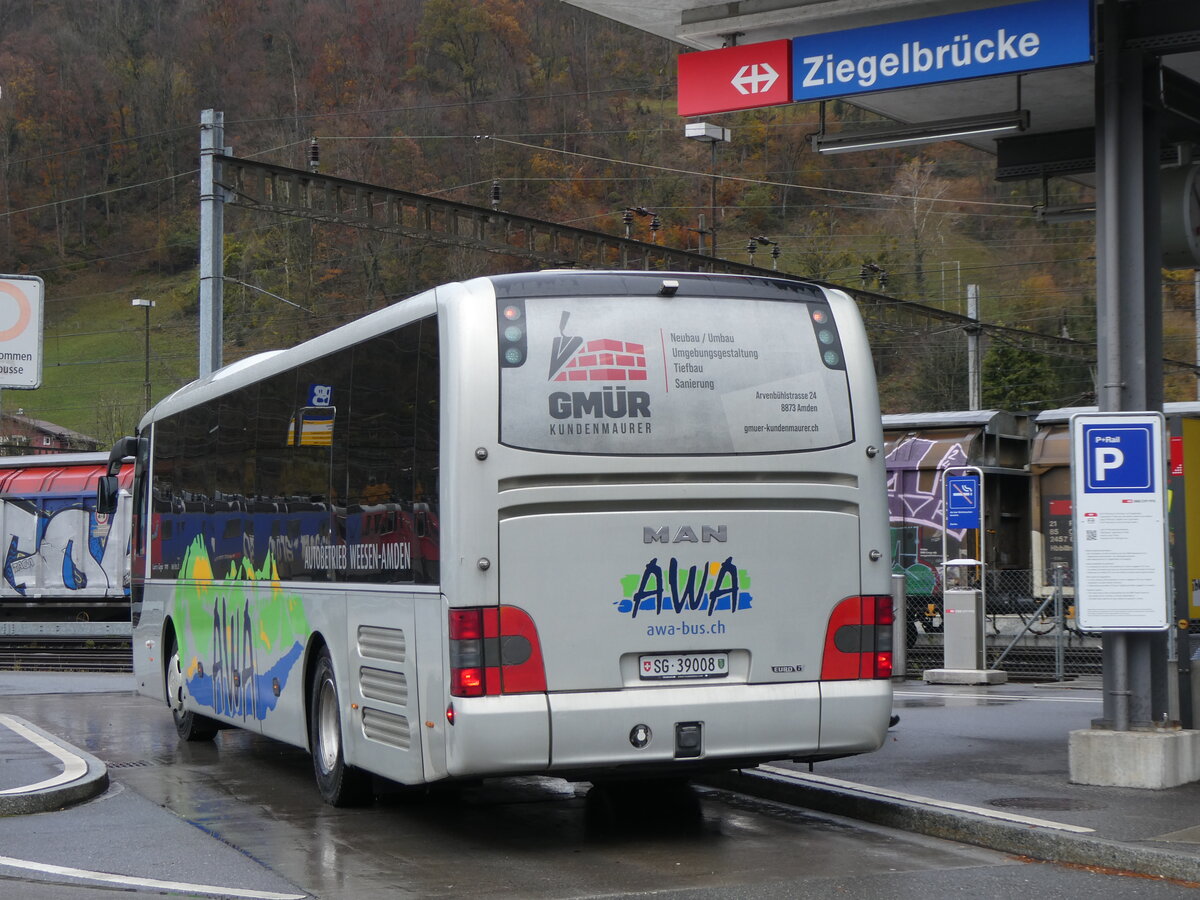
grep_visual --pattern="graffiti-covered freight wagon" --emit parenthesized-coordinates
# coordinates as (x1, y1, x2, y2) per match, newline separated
(0, 452, 133, 623)
(883, 410, 1036, 645)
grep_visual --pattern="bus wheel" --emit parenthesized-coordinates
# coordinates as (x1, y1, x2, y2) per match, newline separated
(166, 644, 218, 742)
(309, 647, 371, 807)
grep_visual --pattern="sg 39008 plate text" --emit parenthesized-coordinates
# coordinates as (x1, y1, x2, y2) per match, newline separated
(639, 652, 729, 680)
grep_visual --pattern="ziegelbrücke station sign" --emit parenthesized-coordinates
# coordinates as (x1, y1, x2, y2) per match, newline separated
(565, 0, 1200, 187)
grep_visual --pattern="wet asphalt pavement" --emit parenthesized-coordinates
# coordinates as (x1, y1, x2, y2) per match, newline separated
(2, 674, 1200, 898)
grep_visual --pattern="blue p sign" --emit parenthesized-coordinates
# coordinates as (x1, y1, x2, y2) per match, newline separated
(1082, 424, 1153, 492)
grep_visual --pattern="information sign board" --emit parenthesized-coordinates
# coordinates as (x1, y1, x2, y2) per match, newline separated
(0, 276, 44, 389)
(1070, 412, 1169, 631)
(790, 0, 1092, 104)
(945, 474, 981, 530)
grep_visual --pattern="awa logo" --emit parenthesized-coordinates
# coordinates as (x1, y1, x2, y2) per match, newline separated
(548, 310, 648, 383)
(616, 557, 754, 618)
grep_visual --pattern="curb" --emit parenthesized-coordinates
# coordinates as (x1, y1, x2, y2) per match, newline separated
(0, 715, 109, 816)
(700, 767, 1200, 884)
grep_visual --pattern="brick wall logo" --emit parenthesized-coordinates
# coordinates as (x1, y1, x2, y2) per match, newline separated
(548, 311, 647, 383)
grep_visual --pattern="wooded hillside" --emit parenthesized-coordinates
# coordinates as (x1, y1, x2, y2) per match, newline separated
(2, 0, 1185, 442)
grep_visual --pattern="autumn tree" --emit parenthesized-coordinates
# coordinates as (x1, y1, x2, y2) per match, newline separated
(981, 339, 1058, 411)
(888, 157, 951, 301)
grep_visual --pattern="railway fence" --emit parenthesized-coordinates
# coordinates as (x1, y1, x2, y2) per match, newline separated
(903, 566, 1103, 681)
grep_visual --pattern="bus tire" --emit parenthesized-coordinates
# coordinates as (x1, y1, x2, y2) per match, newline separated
(309, 647, 371, 807)
(166, 643, 218, 742)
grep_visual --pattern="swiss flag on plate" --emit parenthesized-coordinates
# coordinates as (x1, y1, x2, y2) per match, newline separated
(678, 40, 793, 117)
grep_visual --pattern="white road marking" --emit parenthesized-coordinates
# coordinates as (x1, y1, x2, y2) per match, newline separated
(895, 690, 1103, 704)
(0, 714, 87, 794)
(758, 765, 1096, 834)
(0, 853, 307, 900)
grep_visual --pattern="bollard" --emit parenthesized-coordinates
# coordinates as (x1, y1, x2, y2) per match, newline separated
(891, 572, 907, 679)
(943, 588, 985, 670)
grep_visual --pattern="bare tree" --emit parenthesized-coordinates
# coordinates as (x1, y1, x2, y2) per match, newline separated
(889, 157, 951, 301)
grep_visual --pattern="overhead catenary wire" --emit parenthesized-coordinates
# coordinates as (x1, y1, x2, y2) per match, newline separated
(484, 136, 1035, 210)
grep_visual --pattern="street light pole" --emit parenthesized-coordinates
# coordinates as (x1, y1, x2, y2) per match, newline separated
(684, 122, 731, 258)
(132, 298, 155, 411)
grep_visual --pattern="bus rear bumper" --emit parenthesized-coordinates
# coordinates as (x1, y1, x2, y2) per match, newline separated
(547, 680, 889, 773)
(444, 680, 892, 779)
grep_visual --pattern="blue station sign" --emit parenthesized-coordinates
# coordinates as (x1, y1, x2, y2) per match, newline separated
(791, 0, 1093, 104)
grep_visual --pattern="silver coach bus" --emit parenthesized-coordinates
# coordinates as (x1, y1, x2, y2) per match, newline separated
(100, 270, 893, 805)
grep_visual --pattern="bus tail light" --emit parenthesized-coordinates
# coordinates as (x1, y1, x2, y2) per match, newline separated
(497, 606, 548, 693)
(820, 595, 894, 680)
(448, 608, 491, 697)
(448, 606, 547, 697)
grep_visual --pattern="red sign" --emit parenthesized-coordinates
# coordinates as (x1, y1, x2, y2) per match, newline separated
(1171, 435, 1184, 476)
(678, 40, 792, 117)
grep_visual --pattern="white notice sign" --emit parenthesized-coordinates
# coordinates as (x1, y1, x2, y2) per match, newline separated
(0, 276, 43, 389)
(1070, 412, 1169, 631)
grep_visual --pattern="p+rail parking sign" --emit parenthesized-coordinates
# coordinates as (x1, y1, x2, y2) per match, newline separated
(1070, 412, 1169, 631)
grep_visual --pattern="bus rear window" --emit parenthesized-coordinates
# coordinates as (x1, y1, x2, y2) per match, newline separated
(498, 294, 855, 455)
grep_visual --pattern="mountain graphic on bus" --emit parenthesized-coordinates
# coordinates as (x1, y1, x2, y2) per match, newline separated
(548, 311, 647, 383)
(174, 537, 310, 723)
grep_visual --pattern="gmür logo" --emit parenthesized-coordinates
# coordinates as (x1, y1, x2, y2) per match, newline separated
(548, 311, 648, 383)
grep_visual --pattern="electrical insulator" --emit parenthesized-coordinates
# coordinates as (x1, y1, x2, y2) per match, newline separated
(650, 215, 661, 243)
(308, 138, 319, 173)
(491, 180, 501, 210)
(622, 209, 633, 238)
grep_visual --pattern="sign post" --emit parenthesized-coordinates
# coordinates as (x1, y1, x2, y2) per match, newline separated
(1070, 412, 1170, 631)
(930, 465, 1004, 682)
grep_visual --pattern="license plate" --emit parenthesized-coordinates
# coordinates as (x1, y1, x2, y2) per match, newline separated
(639, 652, 728, 680)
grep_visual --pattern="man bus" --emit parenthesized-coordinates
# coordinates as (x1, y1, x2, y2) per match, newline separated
(100, 270, 893, 806)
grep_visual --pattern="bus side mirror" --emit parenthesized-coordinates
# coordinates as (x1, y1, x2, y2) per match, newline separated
(97, 474, 120, 515)
(107, 435, 139, 476)
(98, 434, 139, 514)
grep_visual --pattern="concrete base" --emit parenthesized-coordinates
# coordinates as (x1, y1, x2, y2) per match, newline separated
(923, 668, 1008, 685)
(1069, 728, 1200, 789)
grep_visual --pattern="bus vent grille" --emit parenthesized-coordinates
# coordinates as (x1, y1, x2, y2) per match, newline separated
(361, 707, 411, 750)
(359, 666, 409, 706)
(357, 625, 406, 662)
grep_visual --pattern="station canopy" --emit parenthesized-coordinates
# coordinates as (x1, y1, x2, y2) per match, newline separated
(561, 0, 1200, 181)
